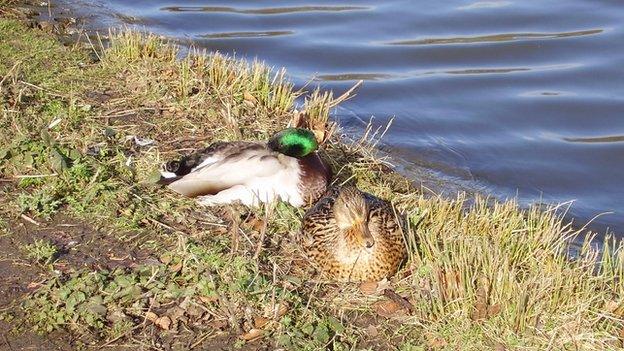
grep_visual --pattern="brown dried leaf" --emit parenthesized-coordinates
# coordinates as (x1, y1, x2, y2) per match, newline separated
(487, 303, 501, 317)
(246, 217, 265, 232)
(277, 303, 289, 317)
(186, 304, 205, 318)
(383, 289, 415, 313)
(243, 91, 258, 106)
(214, 226, 228, 234)
(426, 333, 448, 349)
(107, 309, 130, 323)
(198, 295, 218, 305)
(170, 262, 183, 273)
(159, 254, 172, 264)
(240, 328, 264, 341)
(365, 325, 379, 337)
(429, 338, 448, 348)
(291, 110, 303, 128)
(605, 300, 620, 313)
(373, 299, 402, 318)
(359, 281, 378, 295)
(254, 316, 270, 329)
(26, 281, 42, 289)
(265, 302, 289, 318)
(494, 342, 506, 351)
(167, 306, 185, 323)
(145, 311, 159, 322)
(377, 278, 392, 291)
(155, 316, 172, 330)
(313, 130, 326, 145)
(471, 302, 487, 321)
(471, 277, 489, 321)
(208, 319, 228, 330)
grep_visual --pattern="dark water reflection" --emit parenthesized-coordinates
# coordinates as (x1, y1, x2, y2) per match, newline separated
(387, 29, 603, 46)
(68, 0, 624, 236)
(198, 31, 294, 39)
(160, 6, 369, 14)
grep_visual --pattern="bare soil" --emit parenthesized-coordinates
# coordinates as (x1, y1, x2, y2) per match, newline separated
(0, 213, 151, 349)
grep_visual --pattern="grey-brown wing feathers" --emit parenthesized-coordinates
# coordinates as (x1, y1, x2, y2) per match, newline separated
(165, 143, 288, 197)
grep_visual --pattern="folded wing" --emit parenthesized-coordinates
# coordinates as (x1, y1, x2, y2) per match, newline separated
(167, 145, 288, 197)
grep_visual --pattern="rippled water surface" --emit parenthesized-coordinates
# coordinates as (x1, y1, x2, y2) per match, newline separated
(69, 0, 624, 234)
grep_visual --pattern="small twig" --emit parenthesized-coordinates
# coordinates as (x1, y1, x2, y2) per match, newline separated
(18, 80, 67, 98)
(301, 281, 322, 321)
(270, 262, 278, 320)
(93, 112, 136, 120)
(96, 31, 106, 53)
(84, 33, 102, 62)
(97, 323, 144, 348)
(143, 266, 160, 287)
(253, 204, 272, 260)
(141, 297, 156, 327)
(209, 271, 242, 333)
(13, 173, 58, 179)
(190, 331, 215, 349)
(226, 207, 240, 252)
(0, 61, 21, 87)
(148, 217, 177, 232)
(238, 227, 254, 247)
(20, 214, 40, 226)
(2, 332, 13, 351)
(329, 80, 363, 108)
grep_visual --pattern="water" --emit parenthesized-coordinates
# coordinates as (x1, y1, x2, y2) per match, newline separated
(64, 0, 624, 235)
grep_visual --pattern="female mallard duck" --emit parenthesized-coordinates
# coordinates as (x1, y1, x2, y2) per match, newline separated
(301, 186, 407, 282)
(159, 128, 331, 207)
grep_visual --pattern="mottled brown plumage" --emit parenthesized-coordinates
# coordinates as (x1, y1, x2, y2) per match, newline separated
(301, 186, 407, 282)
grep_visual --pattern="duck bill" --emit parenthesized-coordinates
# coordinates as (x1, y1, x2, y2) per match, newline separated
(352, 221, 375, 248)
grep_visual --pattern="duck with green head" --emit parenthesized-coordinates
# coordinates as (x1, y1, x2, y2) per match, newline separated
(159, 128, 331, 207)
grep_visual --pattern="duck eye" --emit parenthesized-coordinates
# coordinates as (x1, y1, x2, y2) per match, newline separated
(165, 161, 180, 172)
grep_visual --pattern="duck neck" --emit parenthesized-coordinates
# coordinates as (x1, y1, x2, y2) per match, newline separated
(297, 153, 331, 204)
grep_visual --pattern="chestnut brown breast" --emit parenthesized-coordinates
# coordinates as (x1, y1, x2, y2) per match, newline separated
(298, 153, 331, 205)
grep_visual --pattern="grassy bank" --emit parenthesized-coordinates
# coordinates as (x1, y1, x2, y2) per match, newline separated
(1, 15, 624, 350)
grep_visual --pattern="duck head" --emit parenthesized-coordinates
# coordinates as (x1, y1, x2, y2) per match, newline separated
(333, 187, 375, 248)
(267, 128, 319, 158)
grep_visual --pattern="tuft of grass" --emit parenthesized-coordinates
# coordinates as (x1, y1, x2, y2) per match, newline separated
(17, 188, 63, 218)
(21, 239, 58, 265)
(395, 196, 624, 350)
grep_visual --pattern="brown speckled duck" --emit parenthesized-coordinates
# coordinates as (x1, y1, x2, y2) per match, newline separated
(301, 186, 407, 282)
(159, 128, 331, 207)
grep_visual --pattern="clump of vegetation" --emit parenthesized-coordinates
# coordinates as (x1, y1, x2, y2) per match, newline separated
(20, 239, 58, 264)
(1, 15, 623, 350)
(24, 237, 354, 349)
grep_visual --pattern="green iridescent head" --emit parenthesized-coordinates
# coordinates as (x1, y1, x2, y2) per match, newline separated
(267, 128, 319, 158)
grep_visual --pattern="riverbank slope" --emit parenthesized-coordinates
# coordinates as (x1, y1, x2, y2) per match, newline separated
(1, 9, 623, 350)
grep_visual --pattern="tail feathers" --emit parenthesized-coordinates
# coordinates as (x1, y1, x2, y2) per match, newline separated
(157, 170, 182, 185)
(160, 170, 178, 179)
(166, 178, 226, 197)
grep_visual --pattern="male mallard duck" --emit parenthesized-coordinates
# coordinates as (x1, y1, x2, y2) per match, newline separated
(159, 128, 331, 207)
(301, 186, 407, 282)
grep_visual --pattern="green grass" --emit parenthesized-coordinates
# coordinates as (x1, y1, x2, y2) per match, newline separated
(20, 239, 58, 265)
(1, 17, 623, 350)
